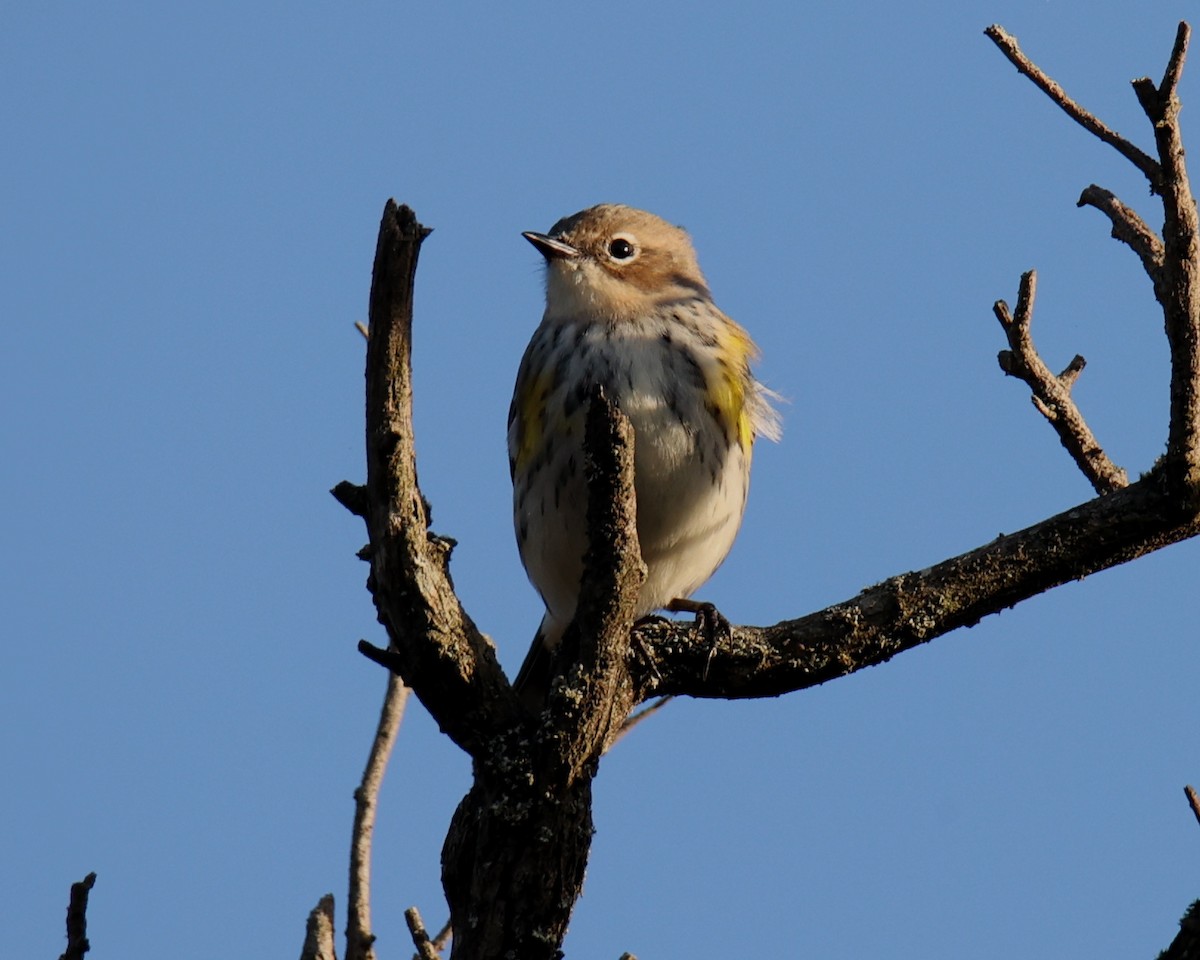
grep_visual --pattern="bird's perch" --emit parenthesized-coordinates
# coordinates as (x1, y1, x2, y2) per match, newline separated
(333, 22, 1200, 958)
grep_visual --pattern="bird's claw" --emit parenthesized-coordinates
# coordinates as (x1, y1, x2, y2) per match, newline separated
(666, 598, 731, 681)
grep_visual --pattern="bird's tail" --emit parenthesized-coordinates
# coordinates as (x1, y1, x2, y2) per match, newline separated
(512, 615, 566, 712)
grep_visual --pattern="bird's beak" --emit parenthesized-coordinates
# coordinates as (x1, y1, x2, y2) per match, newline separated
(523, 231, 580, 261)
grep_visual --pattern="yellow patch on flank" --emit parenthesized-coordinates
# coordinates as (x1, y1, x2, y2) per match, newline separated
(707, 326, 757, 450)
(514, 370, 554, 472)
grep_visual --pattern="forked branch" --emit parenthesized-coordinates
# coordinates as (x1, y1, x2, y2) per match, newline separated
(992, 269, 1128, 494)
(987, 21, 1200, 493)
(627, 23, 1200, 702)
(342, 206, 648, 959)
(984, 24, 1162, 190)
(333, 24, 1200, 959)
(1134, 24, 1200, 485)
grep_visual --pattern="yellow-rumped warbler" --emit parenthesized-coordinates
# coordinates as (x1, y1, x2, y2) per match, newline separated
(509, 204, 780, 704)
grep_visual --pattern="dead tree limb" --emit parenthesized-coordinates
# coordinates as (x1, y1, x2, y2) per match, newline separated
(58, 873, 96, 960)
(405, 907, 442, 960)
(300, 894, 338, 960)
(334, 22, 1200, 959)
(987, 22, 1200, 497)
(984, 24, 1162, 190)
(347, 672, 410, 960)
(1186, 785, 1200, 829)
(340, 203, 644, 959)
(992, 269, 1129, 493)
(1159, 901, 1200, 960)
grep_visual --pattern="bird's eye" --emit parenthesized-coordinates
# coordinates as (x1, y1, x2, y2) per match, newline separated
(608, 236, 637, 260)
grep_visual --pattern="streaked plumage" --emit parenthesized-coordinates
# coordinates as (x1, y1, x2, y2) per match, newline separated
(509, 204, 779, 703)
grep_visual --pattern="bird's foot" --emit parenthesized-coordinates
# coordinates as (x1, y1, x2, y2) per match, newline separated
(666, 598, 731, 681)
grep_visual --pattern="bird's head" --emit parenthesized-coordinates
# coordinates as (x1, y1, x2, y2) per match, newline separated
(524, 204, 711, 321)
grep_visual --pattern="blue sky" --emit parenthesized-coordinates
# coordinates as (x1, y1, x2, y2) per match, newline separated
(4, 3, 1198, 957)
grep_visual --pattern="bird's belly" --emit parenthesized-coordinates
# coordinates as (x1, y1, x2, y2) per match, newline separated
(628, 406, 749, 610)
(514, 393, 749, 629)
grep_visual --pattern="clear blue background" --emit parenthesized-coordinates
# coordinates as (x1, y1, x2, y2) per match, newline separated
(4, 3, 1197, 957)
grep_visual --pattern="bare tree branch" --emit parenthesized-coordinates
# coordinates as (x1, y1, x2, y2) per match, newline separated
(440, 392, 644, 959)
(991, 22, 1200, 493)
(634, 473, 1200, 700)
(342, 203, 651, 958)
(1186, 784, 1200, 829)
(331, 481, 368, 520)
(431, 920, 452, 954)
(992, 269, 1129, 493)
(625, 22, 1200, 704)
(1162, 21, 1191, 97)
(405, 907, 443, 960)
(347, 673, 410, 960)
(1134, 23, 1191, 116)
(300, 895, 338, 960)
(58, 873, 96, 960)
(332, 24, 1200, 957)
(1076, 185, 1165, 294)
(348, 202, 515, 756)
(1159, 900, 1200, 960)
(1130, 24, 1200, 489)
(984, 24, 1162, 190)
(1158, 780, 1200, 959)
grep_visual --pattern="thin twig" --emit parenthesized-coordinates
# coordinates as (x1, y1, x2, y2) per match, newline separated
(993, 270, 1129, 493)
(985, 25, 1162, 191)
(58, 873, 96, 960)
(355, 321, 370, 340)
(430, 919, 452, 953)
(610, 696, 675, 747)
(347, 671, 411, 960)
(300, 894, 338, 960)
(405, 907, 442, 960)
(1186, 784, 1200, 828)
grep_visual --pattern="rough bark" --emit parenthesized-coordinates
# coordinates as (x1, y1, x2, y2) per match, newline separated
(299, 894, 338, 960)
(335, 22, 1200, 959)
(347, 203, 645, 958)
(633, 470, 1199, 702)
(58, 872, 96, 960)
(1158, 900, 1200, 960)
(438, 390, 643, 957)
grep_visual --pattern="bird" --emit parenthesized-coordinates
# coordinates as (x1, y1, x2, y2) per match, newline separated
(508, 203, 780, 707)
